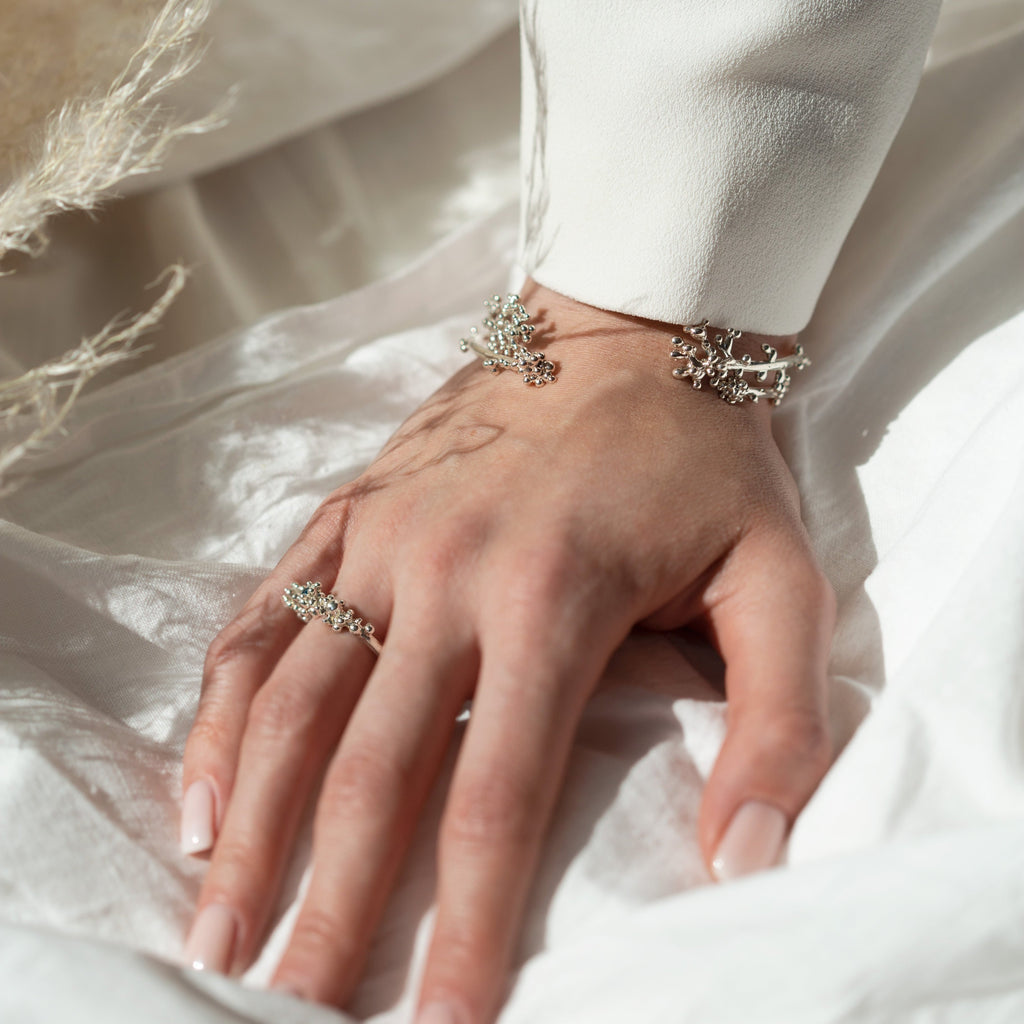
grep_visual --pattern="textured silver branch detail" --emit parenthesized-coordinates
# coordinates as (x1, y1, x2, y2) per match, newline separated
(670, 320, 810, 406)
(460, 293, 557, 386)
(282, 581, 381, 653)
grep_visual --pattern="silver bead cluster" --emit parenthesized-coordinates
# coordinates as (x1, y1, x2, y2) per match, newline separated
(282, 581, 376, 641)
(670, 320, 810, 406)
(460, 293, 557, 387)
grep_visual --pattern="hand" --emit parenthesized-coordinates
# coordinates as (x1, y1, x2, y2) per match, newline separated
(179, 280, 835, 1023)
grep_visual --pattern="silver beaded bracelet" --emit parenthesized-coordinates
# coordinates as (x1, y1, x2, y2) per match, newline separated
(669, 320, 810, 406)
(460, 295, 809, 406)
(459, 294, 557, 386)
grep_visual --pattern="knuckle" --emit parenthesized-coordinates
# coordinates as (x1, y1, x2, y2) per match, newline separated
(406, 534, 466, 581)
(300, 496, 350, 550)
(206, 834, 256, 876)
(310, 493, 347, 529)
(287, 907, 359, 966)
(318, 749, 407, 824)
(246, 684, 316, 744)
(404, 511, 489, 573)
(203, 626, 247, 680)
(505, 570, 560, 614)
(426, 926, 498, 981)
(493, 549, 580, 622)
(763, 710, 833, 775)
(203, 594, 279, 681)
(201, 845, 268, 911)
(184, 708, 234, 758)
(443, 773, 536, 850)
(784, 555, 834, 614)
(753, 540, 835, 632)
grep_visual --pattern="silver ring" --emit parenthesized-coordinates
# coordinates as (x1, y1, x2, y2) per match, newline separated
(282, 581, 382, 655)
(669, 320, 810, 406)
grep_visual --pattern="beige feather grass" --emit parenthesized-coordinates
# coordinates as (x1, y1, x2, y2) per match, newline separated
(0, 0, 222, 490)
(0, 266, 187, 493)
(0, 0, 220, 260)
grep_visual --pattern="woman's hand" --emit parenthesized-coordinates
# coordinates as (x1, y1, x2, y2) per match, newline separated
(180, 280, 835, 1024)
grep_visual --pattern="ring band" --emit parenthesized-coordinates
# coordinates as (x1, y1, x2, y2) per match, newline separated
(282, 581, 382, 655)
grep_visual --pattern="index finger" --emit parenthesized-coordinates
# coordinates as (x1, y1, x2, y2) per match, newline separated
(180, 505, 348, 853)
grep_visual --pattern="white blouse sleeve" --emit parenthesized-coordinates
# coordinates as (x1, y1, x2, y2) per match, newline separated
(517, 0, 941, 335)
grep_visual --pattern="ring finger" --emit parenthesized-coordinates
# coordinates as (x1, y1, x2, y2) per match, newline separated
(414, 612, 623, 1024)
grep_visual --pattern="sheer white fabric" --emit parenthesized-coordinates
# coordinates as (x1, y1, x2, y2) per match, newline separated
(129, 0, 520, 191)
(1, 2, 1023, 1022)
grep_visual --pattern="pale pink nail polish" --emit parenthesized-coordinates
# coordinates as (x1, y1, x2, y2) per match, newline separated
(416, 1003, 460, 1024)
(711, 800, 788, 882)
(184, 904, 237, 973)
(180, 779, 216, 855)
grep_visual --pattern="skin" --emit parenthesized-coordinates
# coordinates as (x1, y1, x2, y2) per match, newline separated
(182, 279, 835, 1023)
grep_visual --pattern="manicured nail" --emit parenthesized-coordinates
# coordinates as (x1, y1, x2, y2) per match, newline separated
(184, 904, 237, 973)
(180, 779, 216, 855)
(711, 800, 788, 882)
(416, 1003, 460, 1024)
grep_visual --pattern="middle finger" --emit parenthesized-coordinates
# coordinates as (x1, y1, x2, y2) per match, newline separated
(271, 598, 477, 1004)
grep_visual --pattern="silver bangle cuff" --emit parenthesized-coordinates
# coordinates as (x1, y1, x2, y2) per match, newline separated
(460, 295, 809, 406)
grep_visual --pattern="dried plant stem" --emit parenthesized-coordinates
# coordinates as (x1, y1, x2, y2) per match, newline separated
(0, 266, 188, 489)
(0, 0, 220, 262)
(0, 0, 222, 488)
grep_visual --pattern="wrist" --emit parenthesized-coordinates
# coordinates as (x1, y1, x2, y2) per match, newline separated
(517, 279, 796, 420)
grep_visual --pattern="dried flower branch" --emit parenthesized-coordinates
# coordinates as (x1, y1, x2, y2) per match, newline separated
(0, 265, 188, 491)
(0, 0, 221, 262)
(0, 0, 225, 489)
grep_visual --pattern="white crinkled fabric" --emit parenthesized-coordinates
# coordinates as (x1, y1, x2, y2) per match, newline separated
(1, 1, 1024, 1022)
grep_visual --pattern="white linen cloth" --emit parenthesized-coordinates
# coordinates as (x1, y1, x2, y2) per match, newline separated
(2, 2, 1024, 1023)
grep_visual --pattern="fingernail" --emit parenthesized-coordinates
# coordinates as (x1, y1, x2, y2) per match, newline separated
(180, 779, 216, 855)
(416, 1003, 460, 1024)
(184, 904, 237, 973)
(711, 800, 788, 882)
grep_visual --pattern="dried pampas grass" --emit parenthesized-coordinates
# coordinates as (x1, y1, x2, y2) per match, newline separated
(0, 266, 187, 494)
(0, 0, 220, 261)
(0, 0, 222, 490)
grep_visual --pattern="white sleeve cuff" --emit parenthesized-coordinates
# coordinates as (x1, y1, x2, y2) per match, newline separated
(517, 0, 941, 335)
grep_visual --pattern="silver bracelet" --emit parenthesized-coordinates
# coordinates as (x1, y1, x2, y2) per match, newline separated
(670, 320, 810, 406)
(460, 296, 809, 406)
(459, 294, 557, 386)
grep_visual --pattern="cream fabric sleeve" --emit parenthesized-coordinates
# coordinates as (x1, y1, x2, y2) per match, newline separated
(517, 0, 942, 335)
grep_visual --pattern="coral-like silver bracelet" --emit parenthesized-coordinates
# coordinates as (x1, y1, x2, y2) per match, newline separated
(460, 295, 809, 406)
(670, 320, 810, 406)
(459, 294, 557, 386)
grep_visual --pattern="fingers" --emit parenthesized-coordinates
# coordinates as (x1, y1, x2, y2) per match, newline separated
(183, 569, 386, 974)
(698, 529, 836, 882)
(181, 506, 350, 855)
(413, 615, 618, 1024)
(270, 605, 477, 1005)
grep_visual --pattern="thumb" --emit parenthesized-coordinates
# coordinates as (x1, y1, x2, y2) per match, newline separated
(698, 532, 836, 881)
